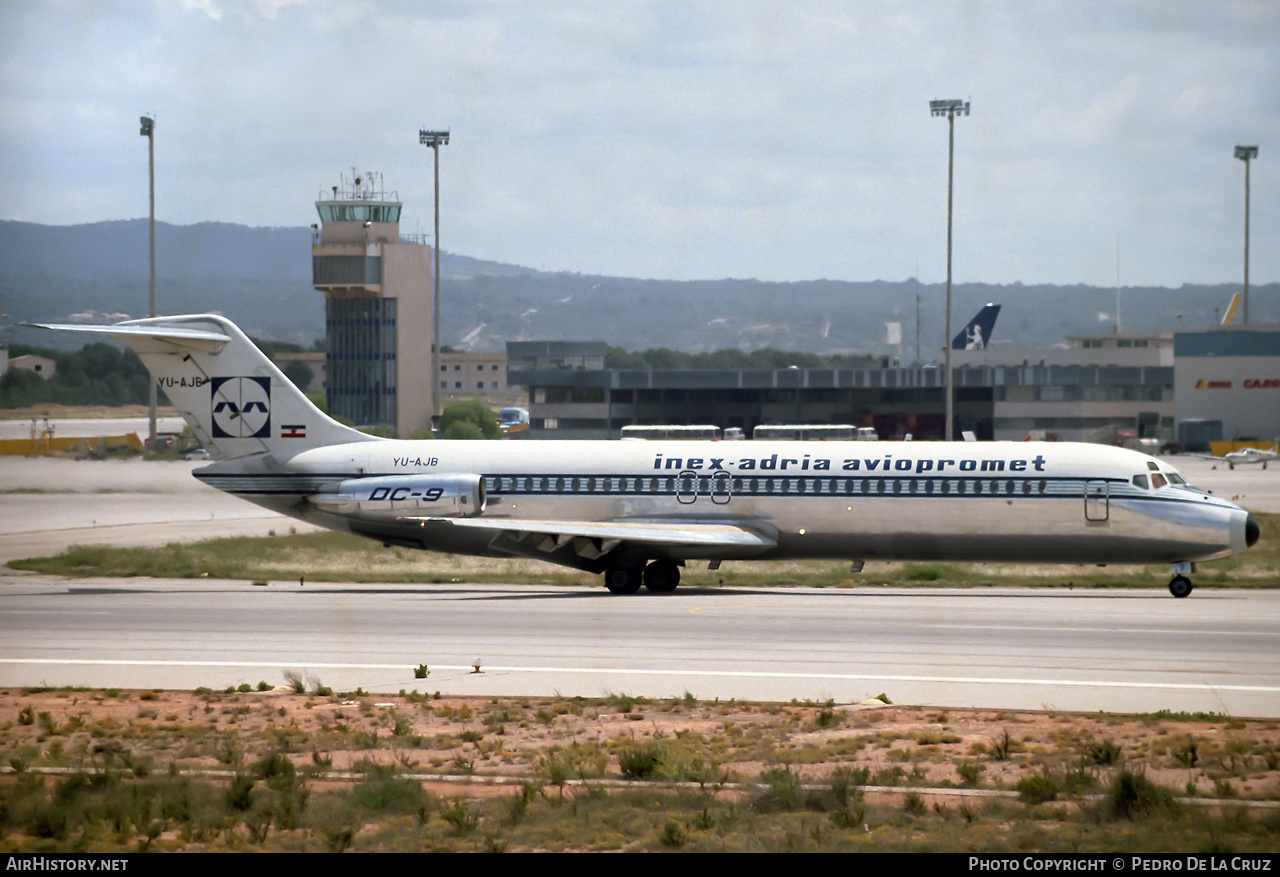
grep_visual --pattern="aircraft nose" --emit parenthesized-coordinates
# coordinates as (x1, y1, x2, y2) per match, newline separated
(1246, 514, 1261, 549)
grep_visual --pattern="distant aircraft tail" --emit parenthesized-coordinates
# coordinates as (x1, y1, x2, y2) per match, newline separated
(951, 303, 1001, 350)
(1221, 292, 1242, 326)
(30, 314, 376, 461)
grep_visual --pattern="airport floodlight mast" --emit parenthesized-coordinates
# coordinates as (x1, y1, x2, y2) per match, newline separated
(930, 99, 969, 442)
(140, 115, 157, 451)
(420, 128, 450, 428)
(1235, 145, 1258, 325)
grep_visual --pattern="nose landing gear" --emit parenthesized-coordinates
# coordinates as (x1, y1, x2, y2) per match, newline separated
(1168, 575, 1193, 599)
(1168, 562, 1195, 598)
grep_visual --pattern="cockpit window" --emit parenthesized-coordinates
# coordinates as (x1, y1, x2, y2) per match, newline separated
(1151, 473, 1168, 489)
(1166, 472, 1187, 486)
(1132, 474, 1149, 489)
(1146, 461, 1160, 471)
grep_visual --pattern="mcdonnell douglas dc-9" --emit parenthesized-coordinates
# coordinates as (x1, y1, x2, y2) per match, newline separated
(35, 315, 1260, 598)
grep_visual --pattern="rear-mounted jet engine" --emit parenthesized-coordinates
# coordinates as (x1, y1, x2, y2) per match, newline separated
(311, 474, 486, 518)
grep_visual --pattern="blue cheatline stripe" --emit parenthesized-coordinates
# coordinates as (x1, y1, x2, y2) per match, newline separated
(193, 470, 1204, 508)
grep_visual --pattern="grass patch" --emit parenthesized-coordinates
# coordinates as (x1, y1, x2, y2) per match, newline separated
(7, 531, 594, 585)
(9, 513, 1279, 589)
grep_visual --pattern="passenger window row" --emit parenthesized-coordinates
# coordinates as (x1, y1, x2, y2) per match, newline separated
(484, 475, 1058, 497)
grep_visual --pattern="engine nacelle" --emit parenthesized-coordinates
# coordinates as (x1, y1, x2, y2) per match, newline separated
(311, 474, 486, 518)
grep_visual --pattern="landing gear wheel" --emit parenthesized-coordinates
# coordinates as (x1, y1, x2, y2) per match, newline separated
(1169, 575, 1193, 599)
(604, 565, 643, 595)
(643, 559, 681, 593)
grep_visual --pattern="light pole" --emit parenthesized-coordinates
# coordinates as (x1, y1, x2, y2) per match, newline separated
(1234, 145, 1258, 325)
(930, 99, 969, 442)
(419, 129, 450, 430)
(140, 115, 157, 451)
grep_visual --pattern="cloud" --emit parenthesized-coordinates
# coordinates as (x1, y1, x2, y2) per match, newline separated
(0, 0, 1274, 287)
(180, 0, 223, 22)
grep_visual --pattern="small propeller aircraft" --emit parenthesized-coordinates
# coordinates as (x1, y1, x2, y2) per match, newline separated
(1192, 442, 1279, 470)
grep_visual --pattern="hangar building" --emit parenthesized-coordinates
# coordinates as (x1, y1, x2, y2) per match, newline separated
(508, 328, 1279, 445)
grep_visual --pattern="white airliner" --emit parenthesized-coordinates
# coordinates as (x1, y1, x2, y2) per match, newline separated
(1192, 442, 1279, 470)
(35, 315, 1260, 599)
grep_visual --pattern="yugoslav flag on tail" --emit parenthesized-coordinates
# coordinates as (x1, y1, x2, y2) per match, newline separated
(29, 314, 377, 461)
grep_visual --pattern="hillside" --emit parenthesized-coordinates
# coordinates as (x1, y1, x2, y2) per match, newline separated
(1, 219, 1276, 355)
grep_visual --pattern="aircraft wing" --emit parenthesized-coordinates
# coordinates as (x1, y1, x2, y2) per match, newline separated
(400, 515, 777, 558)
(411, 516, 777, 547)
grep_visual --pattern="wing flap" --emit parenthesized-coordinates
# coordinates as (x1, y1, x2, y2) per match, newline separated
(402, 516, 777, 550)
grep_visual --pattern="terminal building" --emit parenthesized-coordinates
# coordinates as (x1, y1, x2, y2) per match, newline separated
(507, 327, 1279, 446)
(1173, 326, 1280, 443)
(272, 350, 510, 398)
(311, 170, 434, 436)
(439, 351, 510, 393)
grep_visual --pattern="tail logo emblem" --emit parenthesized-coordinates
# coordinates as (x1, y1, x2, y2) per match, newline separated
(211, 377, 271, 438)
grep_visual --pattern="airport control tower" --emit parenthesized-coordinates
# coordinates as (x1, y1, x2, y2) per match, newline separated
(312, 170, 434, 435)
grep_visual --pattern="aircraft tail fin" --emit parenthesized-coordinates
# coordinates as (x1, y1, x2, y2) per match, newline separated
(1221, 292, 1242, 326)
(29, 314, 377, 460)
(951, 303, 1001, 350)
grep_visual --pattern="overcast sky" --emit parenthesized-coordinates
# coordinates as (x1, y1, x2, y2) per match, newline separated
(1, 0, 1276, 287)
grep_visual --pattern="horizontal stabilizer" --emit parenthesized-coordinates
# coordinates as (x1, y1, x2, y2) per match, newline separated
(29, 314, 373, 459)
(26, 322, 231, 352)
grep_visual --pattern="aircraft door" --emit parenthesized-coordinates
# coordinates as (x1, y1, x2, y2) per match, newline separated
(710, 471, 732, 505)
(1084, 481, 1110, 522)
(676, 470, 698, 505)
(676, 471, 733, 505)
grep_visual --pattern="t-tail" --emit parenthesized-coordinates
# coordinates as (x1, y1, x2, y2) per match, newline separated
(951, 303, 1001, 350)
(29, 314, 376, 460)
(1221, 291, 1242, 326)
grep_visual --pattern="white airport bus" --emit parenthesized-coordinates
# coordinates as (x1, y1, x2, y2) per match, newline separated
(620, 425, 722, 441)
(752, 424, 877, 441)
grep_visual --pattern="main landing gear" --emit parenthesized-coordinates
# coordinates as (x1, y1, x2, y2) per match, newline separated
(1168, 562, 1194, 598)
(603, 559, 681, 594)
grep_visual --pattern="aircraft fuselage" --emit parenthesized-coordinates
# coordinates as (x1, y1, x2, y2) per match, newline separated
(196, 438, 1254, 570)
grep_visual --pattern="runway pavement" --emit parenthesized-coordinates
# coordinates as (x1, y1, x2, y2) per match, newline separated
(0, 457, 320, 564)
(1, 449, 1277, 712)
(1, 577, 1277, 716)
(0, 416, 187, 441)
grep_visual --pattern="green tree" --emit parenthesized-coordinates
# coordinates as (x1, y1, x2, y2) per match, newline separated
(605, 346, 648, 369)
(282, 359, 315, 391)
(0, 368, 46, 408)
(439, 400, 501, 440)
(0, 343, 151, 408)
(603, 345, 882, 372)
(249, 337, 306, 356)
